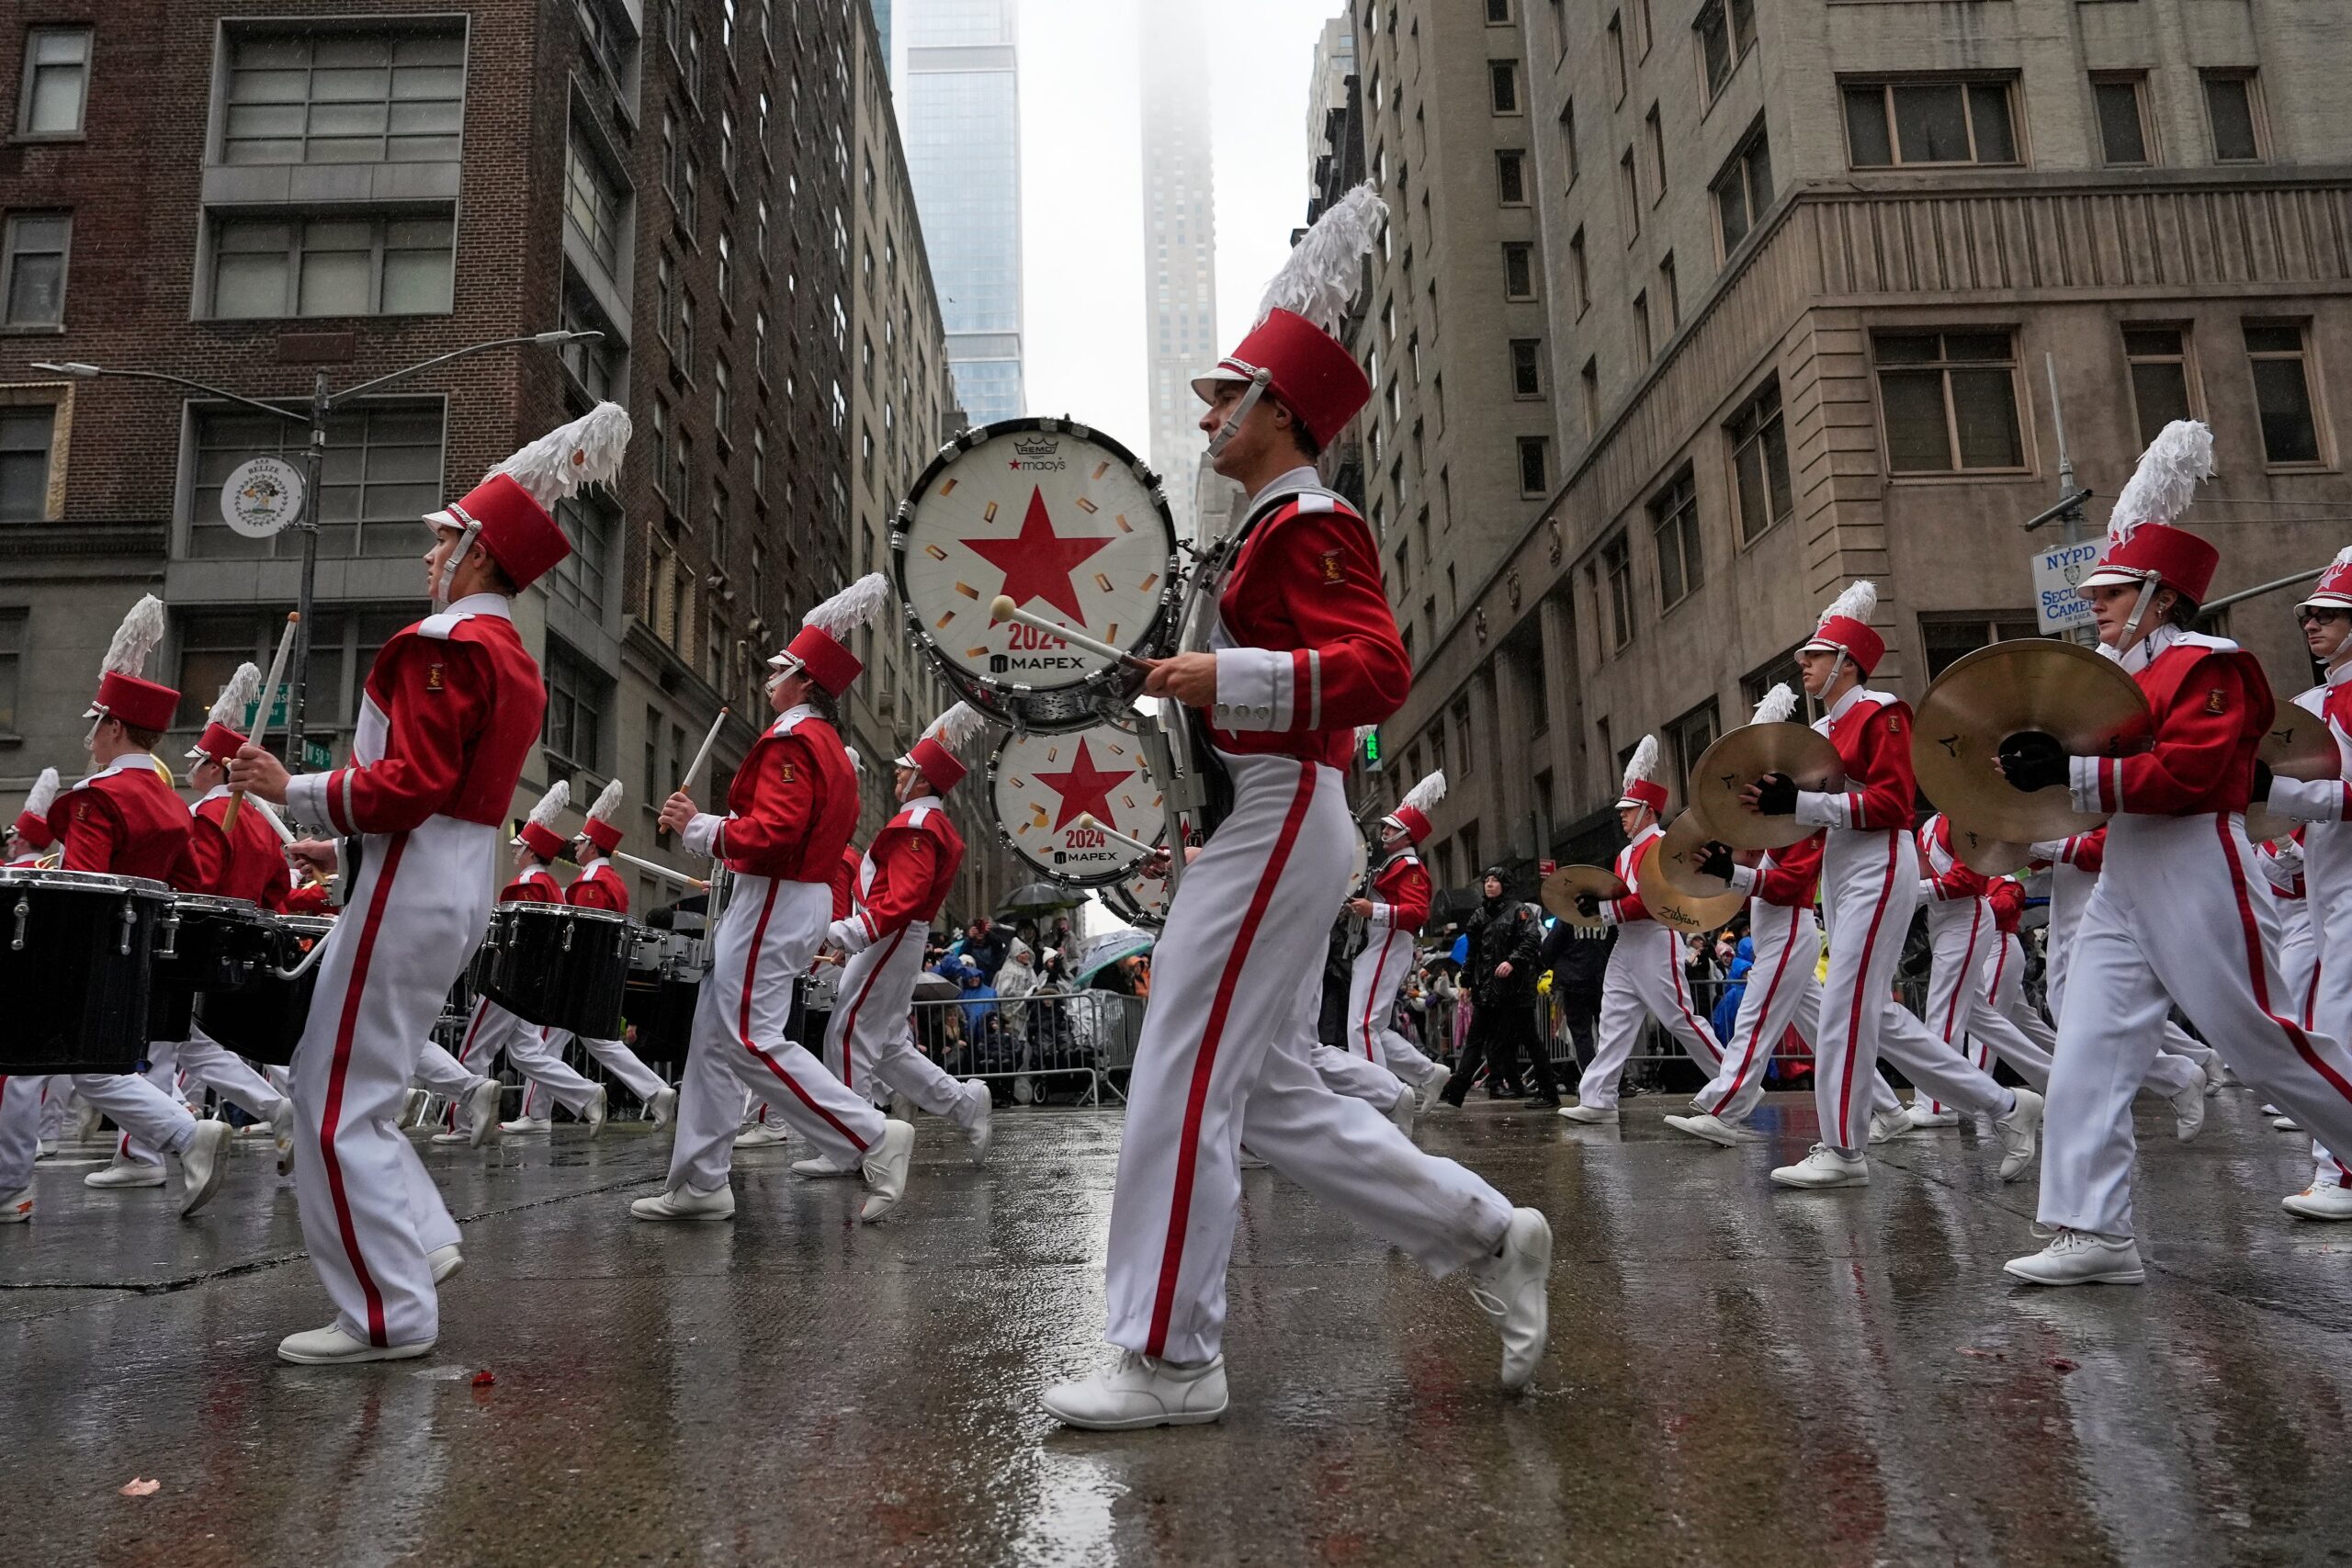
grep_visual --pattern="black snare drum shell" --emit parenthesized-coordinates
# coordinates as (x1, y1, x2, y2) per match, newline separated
(0, 878, 161, 1074)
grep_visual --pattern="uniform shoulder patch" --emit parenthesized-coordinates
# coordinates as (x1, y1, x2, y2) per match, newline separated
(2206, 687, 2228, 715)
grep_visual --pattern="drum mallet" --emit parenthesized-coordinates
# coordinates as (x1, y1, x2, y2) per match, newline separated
(222, 611, 300, 835)
(614, 849, 710, 891)
(988, 596, 1154, 672)
(1074, 813, 1164, 860)
(658, 705, 730, 837)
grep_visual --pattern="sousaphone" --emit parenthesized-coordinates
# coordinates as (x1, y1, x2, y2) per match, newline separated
(1912, 638, 2152, 844)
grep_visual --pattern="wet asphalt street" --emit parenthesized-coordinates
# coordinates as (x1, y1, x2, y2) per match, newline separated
(5, 1086, 2350, 1567)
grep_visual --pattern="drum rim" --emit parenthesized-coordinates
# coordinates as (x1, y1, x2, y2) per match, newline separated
(277, 914, 335, 932)
(987, 714, 1160, 888)
(0, 866, 171, 897)
(890, 416, 1180, 711)
(166, 892, 267, 918)
(491, 902, 631, 926)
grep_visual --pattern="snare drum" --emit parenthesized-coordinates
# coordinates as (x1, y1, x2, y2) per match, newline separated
(196, 913, 334, 1067)
(892, 417, 1179, 733)
(0, 867, 171, 1074)
(471, 903, 634, 1037)
(990, 717, 1163, 887)
(622, 926, 703, 1055)
(150, 892, 274, 1042)
(1102, 863, 1172, 929)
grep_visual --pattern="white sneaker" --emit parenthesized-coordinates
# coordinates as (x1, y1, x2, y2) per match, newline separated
(34, 1139, 58, 1159)
(583, 1085, 607, 1139)
(1419, 1067, 1453, 1113)
(270, 1099, 297, 1176)
(1868, 1108, 1915, 1145)
(1665, 1111, 1747, 1148)
(1993, 1088, 2043, 1182)
(1771, 1145, 1869, 1189)
(465, 1078, 503, 1148)
(1388, 1090, 1418, 1139)
(2283, 1183, 2352, 1221)
(498, 1115, 552, 1134)
(2004, 1229, 2144, 1286)
(2168, 1082, 2207, 1142)
(733, 1122, 791, 1148)
(859, 1120, 915, 1223)
(2202, 1054, 2227, 1095)
(178, 1120, 233, 1217)
(0, 1187, 29, 1223)
(1906, 1104, 1961, 1129)
(964, 1080, 993, 1167)
(1041, 1350, 1229, 1430)
(790, 1155, 851, 1177)
(85, 1156, 165, 1190)
(277, 1323, 435, 1365)
(630, 1183, 735, 1221)
(1556, 1102, 1618, 1124)
(428, 1243, 464, 1283)
(1465, 1207, 1552, 1391)
(648, 1086, 679, 1129)
(2273, 1115, 2302, 1132)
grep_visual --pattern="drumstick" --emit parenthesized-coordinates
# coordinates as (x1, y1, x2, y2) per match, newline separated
(1075, 814, 1163, 860)
(614, 849, 710, 891)
(658, 706, 730, 837)
(988, 596, 1153, 671)
(223, 612, 300, 835)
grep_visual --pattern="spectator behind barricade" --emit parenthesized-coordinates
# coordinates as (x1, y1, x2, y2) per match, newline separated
(997, 941, 1037, 1037)
(956, 917, 1011, 982)
(1712, 933, 1756, 1045)
(958, 957, 999, 1037)
(1537, 915, 1611, 1069)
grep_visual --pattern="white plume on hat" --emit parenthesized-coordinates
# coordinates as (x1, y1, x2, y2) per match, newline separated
(1399, 769, 1447, 817)
(100, 594, 167, 681)
(207, 661, 261, 729)
(582, 777, 624, 827)
(922, 701, 988, 755)
(1255, 183, 1388, 335)
(2333, 546, 2352, 570)
(1355, 724, 1376, 745)
(488, 402, 633, 510)
(19, 766, 60, 822)
(1623, 735, 1660, 794)
(843, 745, 864, 774)
(1817, 580, 1876, 630)
(525, 778, 571, 831)
(2108, 420, 2215, 545)
(805, 572, 892, 638)
(1750, 682, 1798, 726)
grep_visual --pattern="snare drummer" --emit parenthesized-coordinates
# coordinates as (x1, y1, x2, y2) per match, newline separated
(537, 780, 676, 1128)
(635, 575, 916, 1224)
(0, 596, 232, 1224)
(230, 403, 626, 1361)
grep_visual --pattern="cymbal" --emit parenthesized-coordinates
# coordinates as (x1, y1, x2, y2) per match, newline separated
(1653, 811, 1736, 899)
(1912, 638, 2152, 843)
(2247, 701, 2343, 843)
(1947, 818, 2032, 878)
(1687, 722, 1844, 850)
(1541, 864, 1627, 930)
(1638, 831, 1746, 935)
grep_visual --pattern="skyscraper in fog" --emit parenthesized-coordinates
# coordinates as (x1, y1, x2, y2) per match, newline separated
(897, 0, 1024, 424)
(1139, 4, 1216, 536)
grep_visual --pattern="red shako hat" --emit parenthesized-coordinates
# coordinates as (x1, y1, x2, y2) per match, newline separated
(1803, 580, 1885, 677)
(575, 777, 625, 855)
(1384, 767, 1447, 844)
(899, 702, 987, 795)
(2081, 420, 2220, 604)
(2301, 547, 2352, 613)
(1616, 735, 1668, 815)
(85, 594, 179, 734)
(187, 660, 260, 766)
(771, 573, 892, 696)
(425, 402, 633, 593)
(515, 779, 571, 861)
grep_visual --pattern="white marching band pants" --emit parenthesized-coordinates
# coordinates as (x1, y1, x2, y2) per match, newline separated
(537, 1027, 667, 1103)
(1917, 899, 2053, 1112)
(446, 997, 600, 1124)
(823, 919, 981, 1131)
(1574, 919, 1723, 1112)
(1691, 900, 1817, 1124)
(1345, 917, 1443, 1086)
(1101, 749, 1512, 1364)
(2039, 813, 2352, 1239)
(0, 1064, 198, 1195)
(120, 1026, 289, 1166)
(2276, 882, 2352, 1189)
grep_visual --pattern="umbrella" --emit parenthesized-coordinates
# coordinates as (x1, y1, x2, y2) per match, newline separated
(998, 880, 1089, 919)
(912, 973, 963, 1002)
(1069, 924, 1156, 987)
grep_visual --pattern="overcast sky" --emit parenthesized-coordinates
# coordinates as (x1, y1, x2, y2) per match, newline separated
(1014, 0, 1344, 444)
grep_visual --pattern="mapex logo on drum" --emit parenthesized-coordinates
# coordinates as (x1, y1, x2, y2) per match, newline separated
(1010, 437, 1066, 473)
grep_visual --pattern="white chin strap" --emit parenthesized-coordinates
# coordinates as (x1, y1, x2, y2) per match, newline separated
(1205, 369, 1273, 460)
(2119, 573, 2161, 647)
(432, 522, 483, 610)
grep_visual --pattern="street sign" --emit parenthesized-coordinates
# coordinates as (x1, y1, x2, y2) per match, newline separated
(301, 739, 333, 771)
(220, 457, 304, 539)
(2030, 541, 2102, 635)
(240, 694, 291, 732)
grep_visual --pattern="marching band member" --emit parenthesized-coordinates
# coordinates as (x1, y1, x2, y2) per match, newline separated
(230, 402, 627, 1360)
(2004, 422, 2352, 1283)
(536, 779, 676, 1126)
(794, 702, 992, 1174)
(5, 768, 57, 866)
(1560, 738, 1725, 1123)
(1903, 813, 2057, 1122)
(637, 574, 915, 1224)
(0, 596, 233, 1223)
(737, 772, 867, 1145)
(1044, 186, 1549, 1429)
(2256, 547, 2352, 1217)
(1742, 581, 2042, 1190)
(1346, 769, 1452, 1110)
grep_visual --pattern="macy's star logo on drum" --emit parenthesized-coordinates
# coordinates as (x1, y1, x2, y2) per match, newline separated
(962, 487, 1114, 625)
(1032, 738, 1135, 831)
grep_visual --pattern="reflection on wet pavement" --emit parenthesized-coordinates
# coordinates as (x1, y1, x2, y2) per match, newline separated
(4, 1089, 2349, 1564)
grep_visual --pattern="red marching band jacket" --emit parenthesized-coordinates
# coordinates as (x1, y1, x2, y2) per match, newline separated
(498, 864, 561, 905)
(1601, 822, 1664, 926)
(2068, 631, 2269, 818)
(51, 754, 190, 881)
(1798, 689, 1917, 834)
(1917, 814, 1991, 904)
(1987, 875, 2028, 935)
(1204, 484, 1412, 769)
(1743, 831, 1824, 909)
(690, 707, 860, 884)
(1365, 850, 1431, 933)
(565, 858, 628, 914)
(179, 788, 294, 908)
(831, 843, 862, 921)
(290, 601, 546, 838)
(845, 800, 965, 948)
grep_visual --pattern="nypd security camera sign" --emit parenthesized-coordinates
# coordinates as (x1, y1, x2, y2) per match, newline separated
(220, 456, 306, 540)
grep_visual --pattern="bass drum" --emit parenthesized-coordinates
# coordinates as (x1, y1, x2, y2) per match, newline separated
(990, 717, 1163, 888)
(471, 904, 634, 1038)
(893, 417, 1178, 733)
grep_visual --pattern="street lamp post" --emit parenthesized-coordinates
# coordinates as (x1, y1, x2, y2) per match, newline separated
(35, 331, 598, 772)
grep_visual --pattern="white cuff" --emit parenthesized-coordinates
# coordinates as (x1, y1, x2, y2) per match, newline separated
(2067, 755, 2106, 816)
(1366, 901, 1396, 930)
(827, 917, 869, 954)
(1209, 648, 1292, 731)
(2028, 839, 2066, 861)
(1794, 790, 1846, 829)
(1728, 863, 1758, 896)
(684, 813, 724, 857)
(2269, 775, 2345, 825)
(283, 771, 331, 832)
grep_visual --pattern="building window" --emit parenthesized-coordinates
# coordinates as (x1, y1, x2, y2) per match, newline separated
(2, 213, 70, 328)
(0, 607, 21, 736)
(1607, 12, 1627, 104)
(1633, 290, 1652, 361)
(2246, 321, 2324, 466)
(1666, 700, 1720, 801)
(208, 213, 454, 319)
(1502, 242, 1535, 300)
(564, 129, 627, 275)
(1489, 61, 1521, 115)
(1558, 99, 1579, 186)
(188, 401, 441, 559)
(1921, 615, 2041, 680)
(1649, 467, 1702, 608)
(542, 638, 608, 773)
(1600, 532, 1634, 649)
(662, 107, 700, 232)
(1497, 149, 1528, 205)
(220, 28, 465, 164)
(1695, 0, 1756, 104)
(1487, 0, 1513, 20)
(1618, 147, 1641, 241)
(548, 492, 616, 619)
(1510, 339, 1544, 399)
(1875, 331, 2025, 474)
(2121, 326, 2200, 448)
(718, 106, 737, 187)
(2202, 72, 2266, 164)
(1569, 228, 1590, 315)
(713, 356, 732, 445)
(0, 406, 56, 521)
(1726, 378, 1792, 545)
(1659, 254, 1679, 332)
(1645, 104, 1668, 199)
(1580, 356, 1600, 434)
(1713, 124, 1773, 256)
(175, 608, 406, 741)
(1453, 704, 1475, 780)
(1518, 436, 1550, 497)
(1845, 78, 2019, 168)
(677, 288, 695, 377)
(19, 27, 92, 138)
(2093, 73, 2154, 167)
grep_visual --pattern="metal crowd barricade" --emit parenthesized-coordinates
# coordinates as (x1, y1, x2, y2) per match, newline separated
(903, 987, 1149, 1106)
